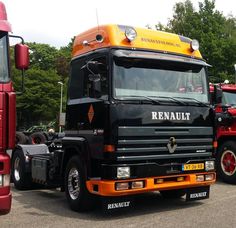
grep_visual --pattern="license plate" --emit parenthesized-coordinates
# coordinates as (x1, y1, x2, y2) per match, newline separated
(182, 163, 204, 171)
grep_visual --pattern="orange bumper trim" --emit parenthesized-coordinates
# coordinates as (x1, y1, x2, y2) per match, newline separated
(86, 172, 216, 196)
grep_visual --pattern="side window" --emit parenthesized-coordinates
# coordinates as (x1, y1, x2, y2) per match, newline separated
(69, 56, 86, 99)
(84, 56, 108, 99)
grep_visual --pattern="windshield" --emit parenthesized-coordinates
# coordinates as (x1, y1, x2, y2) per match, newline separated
(222, 91, 236, 107)
(112, 54, 209, 104)
(0, 33, 10, 82)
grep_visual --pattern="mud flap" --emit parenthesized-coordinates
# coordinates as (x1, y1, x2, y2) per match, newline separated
(186, 186, 210, 201)
(101, 196, 133, 213)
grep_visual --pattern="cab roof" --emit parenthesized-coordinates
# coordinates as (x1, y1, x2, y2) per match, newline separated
(72, 24, 202, 59)
(0, 1, 12, 32)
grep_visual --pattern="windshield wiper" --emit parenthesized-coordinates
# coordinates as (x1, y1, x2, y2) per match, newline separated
(119, 95, 160, 104)
(148, 96, 187, 105)
(174, 97, 208, 107)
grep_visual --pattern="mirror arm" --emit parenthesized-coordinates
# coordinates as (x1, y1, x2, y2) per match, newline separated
(9, 35, 25, 44)
(15, 69, 25, 95)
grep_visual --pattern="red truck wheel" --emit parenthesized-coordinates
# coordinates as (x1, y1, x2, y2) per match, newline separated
(217, 141, 236, 184)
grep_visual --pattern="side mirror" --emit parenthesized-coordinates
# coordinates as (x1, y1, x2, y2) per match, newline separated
(213, 85, 222, 104)
(87, 61, 106, 74)
(15, 43, 29, 70)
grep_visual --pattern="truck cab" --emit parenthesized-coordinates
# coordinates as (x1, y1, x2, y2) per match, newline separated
(0, 1, 29, 214)
(64, 25, 216, 210)
(213, 83, 236, 183)
(12, 25, 216, 212)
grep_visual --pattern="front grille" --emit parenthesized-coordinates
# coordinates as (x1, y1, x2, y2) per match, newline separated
(116, 126, 213, 161)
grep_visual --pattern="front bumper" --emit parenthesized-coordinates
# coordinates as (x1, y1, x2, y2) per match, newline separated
(100, 158, 215, 179)
(86, 172, 216, 196)
(0, 192, 12, 214)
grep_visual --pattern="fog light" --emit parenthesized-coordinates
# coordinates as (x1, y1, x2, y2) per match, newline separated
(177, 177, 185, 182)
(156, 178, 164, 184)
(117, 167, 130, 179)
(0, 174, 10, 187)
(131, 181, 144, 189)
(116, 182, 129, 191)
(3, 174, 10, 187)
(205, 161, 215, 171)
(205, 174, 215, 181)
(196, 175, 204, 182)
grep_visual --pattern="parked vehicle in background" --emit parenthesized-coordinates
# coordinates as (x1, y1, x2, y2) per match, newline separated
(212, 83, 236, 183)
(0, 1, 29, 214)
(12, 25, 219, 212)
(15, 121, 56, 145)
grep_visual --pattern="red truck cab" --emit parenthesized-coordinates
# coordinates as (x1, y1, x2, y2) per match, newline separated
(0, 1, 29, 214)
(212, 83, 236, 183)
(0, 1, 13, 214)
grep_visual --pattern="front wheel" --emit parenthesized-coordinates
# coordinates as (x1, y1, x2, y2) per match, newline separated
(12, 149, 32, 190)
(65, 156, 94, 212)
(217, 141, 236, 184)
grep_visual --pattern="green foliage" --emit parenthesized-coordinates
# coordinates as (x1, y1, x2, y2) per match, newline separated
(11, 40, 72, 129)
(28, 42, 59, 71)
(158, 0, 236, 83)
(13, 67, 61, 128)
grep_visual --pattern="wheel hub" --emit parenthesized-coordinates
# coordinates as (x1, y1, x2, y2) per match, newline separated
(221, 150, 236, 176)
(68, 168, 80, 200)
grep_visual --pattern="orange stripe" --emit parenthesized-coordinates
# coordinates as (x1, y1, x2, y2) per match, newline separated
(86, 172, 216, 196)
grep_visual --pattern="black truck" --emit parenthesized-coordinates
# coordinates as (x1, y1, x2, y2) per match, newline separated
(11, 25, 219, 212)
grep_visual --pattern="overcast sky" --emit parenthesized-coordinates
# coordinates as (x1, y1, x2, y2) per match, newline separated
(4, 0, 236, 48)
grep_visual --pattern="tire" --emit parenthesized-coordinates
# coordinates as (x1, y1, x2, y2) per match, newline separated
(30, 132, 47, 144)
(65, 156, 94, 212)
(12, 149, 32, 190)
(160, 189, 186, 199)
(217, 141, 236, 184)
(15, 131, 27, 145)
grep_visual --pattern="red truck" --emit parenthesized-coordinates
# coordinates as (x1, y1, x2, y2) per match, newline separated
(0, 1, 29, 214)
(212, 83, 236, 184)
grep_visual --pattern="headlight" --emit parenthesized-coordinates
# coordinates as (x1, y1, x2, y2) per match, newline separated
(190, 39, 199, 51)
(125, 27, 137, 42)
(205, 161, 215, 171)
(117, 167, 130, 179)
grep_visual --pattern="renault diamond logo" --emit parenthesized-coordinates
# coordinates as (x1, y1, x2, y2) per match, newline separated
(167, 137, 177, 153)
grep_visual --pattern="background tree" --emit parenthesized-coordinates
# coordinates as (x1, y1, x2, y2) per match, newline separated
(11, 40, 73, 130)
(162, 0, 236, 82)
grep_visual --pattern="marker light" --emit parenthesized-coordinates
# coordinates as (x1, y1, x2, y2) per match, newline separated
(125, 27, 137, 42)
(190, 39, 199, 51)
